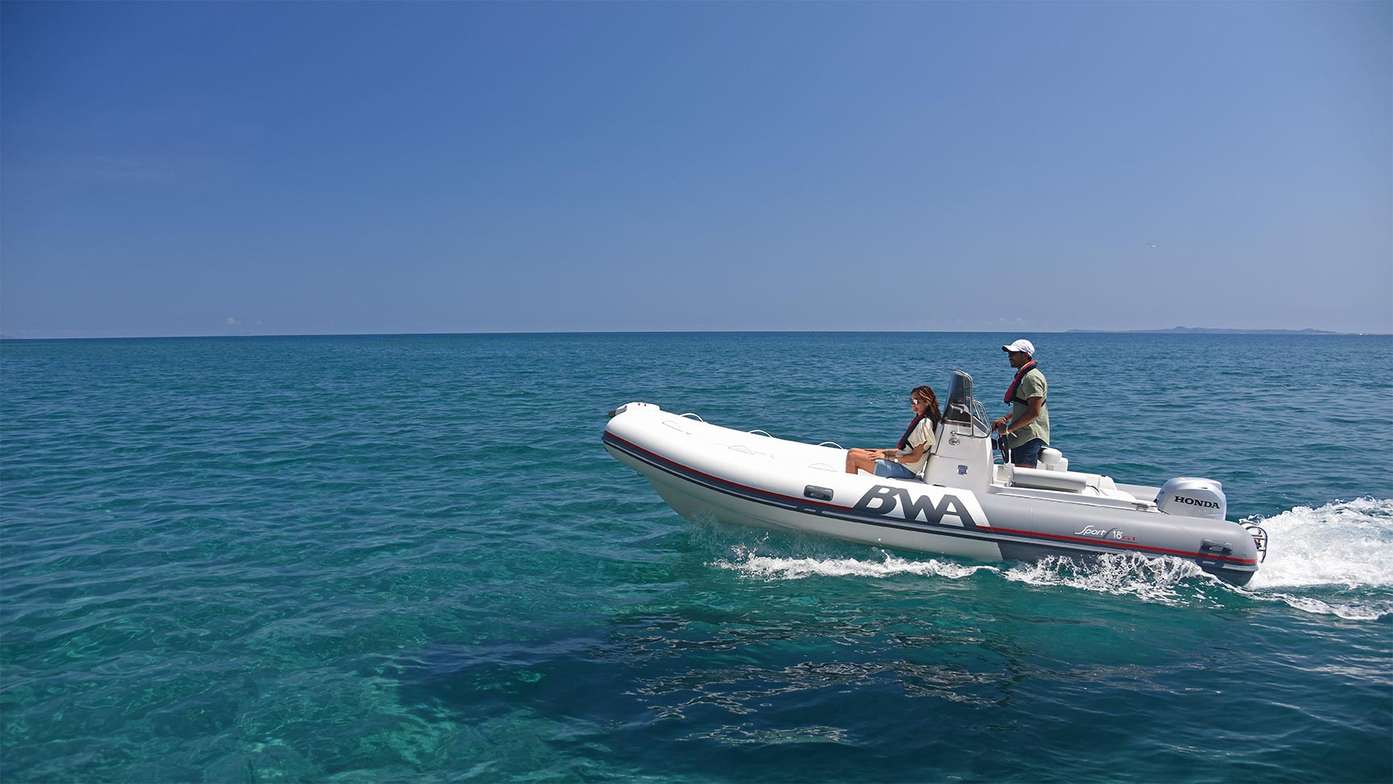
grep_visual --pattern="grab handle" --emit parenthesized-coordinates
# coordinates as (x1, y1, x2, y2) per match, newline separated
(1200, 539, 1233, 556)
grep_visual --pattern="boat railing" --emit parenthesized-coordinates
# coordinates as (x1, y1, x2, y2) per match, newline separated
(1244, 523, 1270, 563)
(969, 399, 991, 434)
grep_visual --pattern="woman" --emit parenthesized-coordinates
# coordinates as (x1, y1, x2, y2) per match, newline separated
(844, 385, 942, 479)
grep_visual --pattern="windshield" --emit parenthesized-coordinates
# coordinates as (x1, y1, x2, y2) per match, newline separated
(944, 370, 990, 435)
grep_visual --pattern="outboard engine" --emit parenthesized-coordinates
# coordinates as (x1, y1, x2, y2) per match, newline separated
(1156, 477, 1227, 520)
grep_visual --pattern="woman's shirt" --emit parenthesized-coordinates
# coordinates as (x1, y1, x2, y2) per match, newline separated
(899, 418, 937, 476)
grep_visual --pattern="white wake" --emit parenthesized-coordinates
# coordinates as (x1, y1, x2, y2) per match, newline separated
(1239, 497, 1393, 620)
(712, 498, 1393, 621)
(713, 546, 995, 581)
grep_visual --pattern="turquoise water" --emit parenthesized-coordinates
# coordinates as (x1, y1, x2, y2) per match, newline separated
(2, 332, 1390, 783)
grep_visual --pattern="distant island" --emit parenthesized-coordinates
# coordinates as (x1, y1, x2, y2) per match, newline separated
(1066, 326, 1341, 335)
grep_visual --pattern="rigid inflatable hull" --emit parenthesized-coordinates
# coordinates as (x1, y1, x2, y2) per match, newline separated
(608, 442, 1004, 562)
(602, 409, 1259, 586)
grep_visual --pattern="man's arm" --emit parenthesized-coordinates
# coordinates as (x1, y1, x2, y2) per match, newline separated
(1003, 397, 1044, 436)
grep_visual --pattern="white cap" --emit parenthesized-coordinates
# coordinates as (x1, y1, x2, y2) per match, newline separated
(1002, 338, 1035, 356)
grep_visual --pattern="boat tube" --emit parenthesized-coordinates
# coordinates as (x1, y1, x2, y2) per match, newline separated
(603, 371, 1267, 586)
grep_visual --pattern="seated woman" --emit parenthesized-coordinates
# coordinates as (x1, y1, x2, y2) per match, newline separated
(844, 385, 942, 480)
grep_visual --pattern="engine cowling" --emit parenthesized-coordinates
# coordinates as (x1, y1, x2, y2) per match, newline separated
(1156, 477, 1227, 519)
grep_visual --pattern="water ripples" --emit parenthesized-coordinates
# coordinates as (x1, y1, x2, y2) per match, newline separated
(2, 333, 1390, 782)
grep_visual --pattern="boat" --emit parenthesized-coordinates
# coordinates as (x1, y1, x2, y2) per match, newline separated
(602, 371, 1268, 585)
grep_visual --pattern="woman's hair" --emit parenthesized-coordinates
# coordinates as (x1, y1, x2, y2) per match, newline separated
(911, 385, 942, 430)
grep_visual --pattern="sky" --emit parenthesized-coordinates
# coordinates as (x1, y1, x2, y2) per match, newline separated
(2, 1, 1389, 338)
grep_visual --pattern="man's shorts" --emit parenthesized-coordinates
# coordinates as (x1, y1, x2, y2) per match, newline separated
(1005, 438, 1047, 468)
(873, 459, 920, 480)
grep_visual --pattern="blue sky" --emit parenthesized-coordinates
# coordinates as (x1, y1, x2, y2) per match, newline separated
(3, 1, 1389, 337)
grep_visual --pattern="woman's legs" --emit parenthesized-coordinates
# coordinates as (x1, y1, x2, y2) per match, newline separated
(845, 448, 880, 475)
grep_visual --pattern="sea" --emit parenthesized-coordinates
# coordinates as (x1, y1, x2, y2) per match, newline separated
(2, 331, 1390, 783)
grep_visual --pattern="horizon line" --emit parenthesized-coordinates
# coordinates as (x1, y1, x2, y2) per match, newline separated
(3, 327, 1388, 342)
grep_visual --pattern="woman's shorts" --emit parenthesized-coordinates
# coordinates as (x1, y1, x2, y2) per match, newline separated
(873, 459, 919, 480)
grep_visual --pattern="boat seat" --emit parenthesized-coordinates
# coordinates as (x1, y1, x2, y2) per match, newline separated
(1000, 465, 1139, 502)
(1005, 465, 1090, 493)
(854, 467, 926, 483)
(1092, 475, 1138, 503)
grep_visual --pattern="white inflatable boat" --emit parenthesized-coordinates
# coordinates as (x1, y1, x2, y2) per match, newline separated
(603, 371, 1267, 585)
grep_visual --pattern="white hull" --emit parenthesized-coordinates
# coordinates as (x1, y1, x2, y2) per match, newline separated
(614, 447, 1004, 561)
(603, 396, 1262, 585)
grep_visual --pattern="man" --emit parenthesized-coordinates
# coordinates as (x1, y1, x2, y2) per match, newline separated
(992, 338, 1050, 468)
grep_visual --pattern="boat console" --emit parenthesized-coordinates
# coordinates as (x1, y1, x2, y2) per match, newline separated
(931, 369, 1209, 514)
